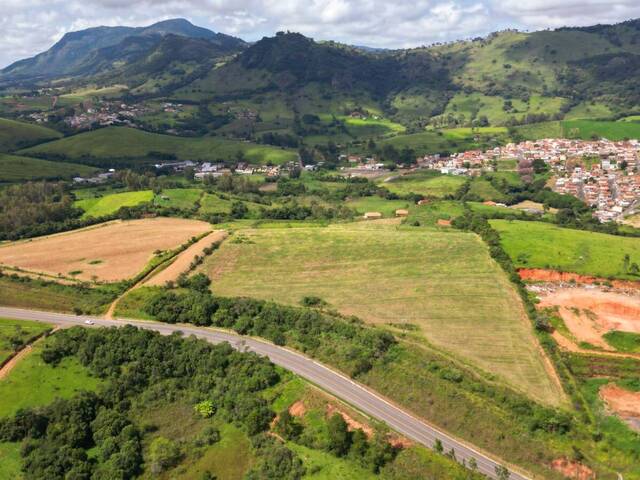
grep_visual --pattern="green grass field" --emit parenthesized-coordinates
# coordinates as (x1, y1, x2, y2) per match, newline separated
(379, 173, 466, 198)
(75, 190, 154, 218)
(603, 331, 640, 354)
(0, 318, 51, 364)
(345, 197, 412, 217)
(289, 444, 377, 480)
(0, 117, 62, 152)
(20, 126, 298, 165)
(404, 200, 466, 226)
(561, 120, 640, 141)
(0, 153, 97, 182)
(0, 339, 101, 418)
(154, 188, 203, 210)
(201, 223, 563, 404)
(0, 442, 21, 480)
(468, 178, 509, 202)
(491, 220, 640, 279)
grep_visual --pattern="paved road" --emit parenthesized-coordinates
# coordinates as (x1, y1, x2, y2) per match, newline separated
(0, 306, 531, 480)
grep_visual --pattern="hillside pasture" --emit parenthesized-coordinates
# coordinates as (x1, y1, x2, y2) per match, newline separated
(20, 126, 298, 165)
(200, 224, 563, 404)
(491, 220, 640, 280)
(0, 153, 97, 182)
(0, 218, 211, 283)
(75, 190, 154, 218)
(153, 188, 202, 210)
(0, 117, 62, 152)
(380, 172, 466, 198)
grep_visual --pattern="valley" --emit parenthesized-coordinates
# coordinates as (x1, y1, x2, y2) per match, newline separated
(0, 13, 639, 480)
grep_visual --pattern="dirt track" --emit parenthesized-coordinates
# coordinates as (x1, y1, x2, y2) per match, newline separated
(145, 230, 227, 287)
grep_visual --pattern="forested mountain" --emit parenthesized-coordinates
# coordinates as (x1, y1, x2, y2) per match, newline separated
(0, 19, 246, 82)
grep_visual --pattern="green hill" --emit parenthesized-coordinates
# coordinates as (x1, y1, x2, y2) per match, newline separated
(0, 153, 97, 182)
(0, 118, 62, 152)
(20, 126, 298, 166)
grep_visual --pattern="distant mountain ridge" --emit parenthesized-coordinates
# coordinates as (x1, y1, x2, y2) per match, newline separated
(1, 18, 246, 81)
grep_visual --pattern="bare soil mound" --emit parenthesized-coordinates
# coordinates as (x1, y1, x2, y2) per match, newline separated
(539, 289, 640, 346)
(550, 458, 595, 480)
(600, 384, 640, 432)
(519, 268, 640, 290)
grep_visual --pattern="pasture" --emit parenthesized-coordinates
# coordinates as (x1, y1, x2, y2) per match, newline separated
(491, 220, 640, 280)
(154, 188, 202, 210)
(0, 339, 101, 418)
(200, 223, 563, 404)
(345, 197, 412, 217)
(0, 218, 211, 282)
(75, 190, 154, 218)
(0, 117, 62, 152)
(0, 318, 51, 364)
(379, 172, 466, 198)
(20, 126, 298, 165)
(0, 153, 96, 182)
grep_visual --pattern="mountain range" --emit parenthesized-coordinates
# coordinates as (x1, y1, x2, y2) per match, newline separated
(3, 18, 640, 127)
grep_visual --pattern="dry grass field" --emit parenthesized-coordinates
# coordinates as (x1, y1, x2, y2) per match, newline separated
(0, 218, 211, 283)
(145, 230, 227, 287)
(199, 222, 564, 405)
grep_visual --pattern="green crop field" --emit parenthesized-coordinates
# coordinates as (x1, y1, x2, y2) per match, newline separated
(491, 220, 640, 279)
(0, 339, 102, 418)
(0, 318, 51, 364)
(20, 126, 298, 165)
(381, 173, 466, 198)
(0, 153, 97, 182)
(0, 118, 62, 152)
(75, 190, 154, 218)
(201, 223, 563, 404)
(154, 188, 203, 210)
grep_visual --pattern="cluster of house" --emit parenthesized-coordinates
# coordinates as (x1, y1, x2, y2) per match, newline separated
(63, 101, 151, 129)
(419, 138, 640, 222)
(154, 160, 296, 179)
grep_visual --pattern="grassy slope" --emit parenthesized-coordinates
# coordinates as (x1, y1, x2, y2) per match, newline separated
(75, 190, 154, 218)
(0, 339, 102, 418)
(0, 277, 117, 315)
(491, 220, 640, 279)
(0, 153, 97, 182)
(0, 318, 51, 364)
(20, 126, 298, 165)
(154, 188, 203, 210)
(201, 223, 562, 404)
(0, 118, 62, 152)
(491, 220, 640, 280)
(345, 197, 412, 217)
(380, 173, 466, 198)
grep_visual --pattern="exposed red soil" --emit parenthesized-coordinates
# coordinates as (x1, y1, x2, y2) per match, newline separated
(550, 458, 595, 480)
(326, 404, 374, 438)
(600, 384, 640, 432)
(437, 219, 452, 227)
(519, 268, 640, 291)
(538, 288, 640, 348)
(288, 400, 307, 417)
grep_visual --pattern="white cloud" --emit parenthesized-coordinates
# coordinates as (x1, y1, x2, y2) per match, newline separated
(1, 0, 639, 68)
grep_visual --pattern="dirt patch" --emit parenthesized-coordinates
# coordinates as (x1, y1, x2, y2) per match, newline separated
(550, 458, 595, 480)
(600, 384, 640, 432)
(519, 268, 640, 291)
(436, 219, 452, 227)
(326, 404, 374, 438)
(145, 231, 227, 287)
(289, 400, 307, 418)
(0, 218, 211, 283)
(539, 288, 640, 350)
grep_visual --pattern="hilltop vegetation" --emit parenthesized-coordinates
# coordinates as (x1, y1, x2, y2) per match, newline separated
(20, 126, 298, 167)
(0, 118, 61, 152)
(0, 154, 96, 183)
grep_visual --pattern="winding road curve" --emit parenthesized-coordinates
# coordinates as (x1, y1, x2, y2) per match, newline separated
(0, 306, 532, 480)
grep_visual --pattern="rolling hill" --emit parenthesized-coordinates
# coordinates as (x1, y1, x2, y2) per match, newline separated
(0, 118, 62, 151)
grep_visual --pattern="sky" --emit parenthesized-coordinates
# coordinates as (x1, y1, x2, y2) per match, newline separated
(2, 0, 640, 68)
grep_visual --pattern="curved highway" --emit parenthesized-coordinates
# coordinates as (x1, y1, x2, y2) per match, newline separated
(0, 306, 532, 480)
